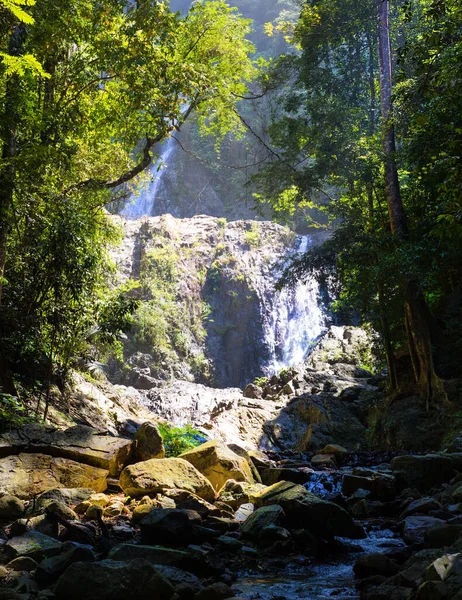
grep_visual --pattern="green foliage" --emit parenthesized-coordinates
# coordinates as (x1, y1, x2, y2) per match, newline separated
(244, 225, 261, 248)
(157, 422, 207, 457)
(0, 393, 35, 432)
(254, 375, 269, 388)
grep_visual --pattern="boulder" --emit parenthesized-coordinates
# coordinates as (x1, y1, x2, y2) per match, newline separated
(311, 454, 336, 469)
(425, 525, 462, 548)
(133, 422, 165, 461)
(317, 444, 349, 462)
(119, 457, 215, 501)
(54, 559, 174, 600)
(354, 553, 400, 579)
(390, 455, 454, 490)
(217, 480, 266, 509)
(194, 582, 234, 600)
(343, 471, 396, 501)
(108, 544, 190, 567)
(139, 508, 202, 545)
(400, 497, 442, 519)
(402, 516, 446, 545)
(179, 440, 254, 491)
(0, 423, 132, 476)
(0, 453, 107, 499)
(4, 530, 62, 562)
(252, 481, 362, 539)
(0, 495, 24, 520)
(243, 384, 263, 399)
(154, 564, 203, 594)
(36, 546, 95, 584)
(240, 505, 284, 539)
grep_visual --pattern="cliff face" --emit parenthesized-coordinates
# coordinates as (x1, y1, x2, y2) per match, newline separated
(110, 214, 322, 389)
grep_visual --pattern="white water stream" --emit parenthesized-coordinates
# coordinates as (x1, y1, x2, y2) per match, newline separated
(121, 136, 176, 218)
(262, 235, 326, 375)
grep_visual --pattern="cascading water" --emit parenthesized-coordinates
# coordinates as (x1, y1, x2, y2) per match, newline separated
(121, 135, 176, 218)
(263, 235, 326, 375)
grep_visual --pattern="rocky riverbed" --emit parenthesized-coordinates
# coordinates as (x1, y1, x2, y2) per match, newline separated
(1, 418, 462, 600)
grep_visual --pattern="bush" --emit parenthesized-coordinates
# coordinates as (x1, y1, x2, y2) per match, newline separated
(0, 393, 35, 432)
(157, 423, 207, 457)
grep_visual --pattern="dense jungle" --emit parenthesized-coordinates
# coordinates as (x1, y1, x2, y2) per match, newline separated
(0, 1, 461, 599)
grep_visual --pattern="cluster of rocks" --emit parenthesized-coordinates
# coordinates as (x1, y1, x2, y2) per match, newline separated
(347, 453, 462, 600)
(0, 422, 367, 600)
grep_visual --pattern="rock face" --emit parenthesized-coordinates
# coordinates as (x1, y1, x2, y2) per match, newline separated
(0, 453, 108, 499)
(0, 423, 132, 476)
(109, 214, 320, 388)
(119, 457, 215, 501)
(179, 440, 254, 491)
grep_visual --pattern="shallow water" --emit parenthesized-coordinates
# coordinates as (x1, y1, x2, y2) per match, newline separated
(234, 526, 404, 600)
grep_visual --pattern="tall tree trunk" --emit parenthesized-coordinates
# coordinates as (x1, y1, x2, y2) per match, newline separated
(376, 0, 445, 404)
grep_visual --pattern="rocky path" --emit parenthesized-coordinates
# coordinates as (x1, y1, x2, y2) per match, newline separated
(1, 419, 462, 600)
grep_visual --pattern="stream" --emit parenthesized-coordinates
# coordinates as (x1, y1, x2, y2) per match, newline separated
(235, 525, 404, 600)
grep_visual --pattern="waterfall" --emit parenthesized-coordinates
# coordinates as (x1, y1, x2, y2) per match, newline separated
(263, 235, 326, 375)
(121, 136, 176, 218)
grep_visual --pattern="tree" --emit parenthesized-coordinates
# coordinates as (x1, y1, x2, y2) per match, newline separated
(254, 0, 461, 400)
(0, 0, 256, 398)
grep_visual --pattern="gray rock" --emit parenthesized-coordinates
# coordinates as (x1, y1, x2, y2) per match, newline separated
(391, 455, 454, 490)
(240, 505, 284, 540)
(134, 422, 165, 461)
(402, 516, 446, 546)
(4, 530, 62, 562)
(108, 544, 190, 567)
(353, 553, 400, 579)
(54, 558, 175, 600)
(36, 546, 95, 583)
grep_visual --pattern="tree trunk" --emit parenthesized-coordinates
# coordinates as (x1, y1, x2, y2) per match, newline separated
(376, 0, 445, 403)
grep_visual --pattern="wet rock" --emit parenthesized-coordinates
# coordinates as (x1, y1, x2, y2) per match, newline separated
(155, 565, 203, 594)
(54, 558, 175, 600)
(360, 585, 412, 600)
(425, 524, 462, 548)
(402, 516, 446, 545)
(0, 495, 24, 520)
(134, 422, 165, 461)
(234, 503, 254, 523)
(240, 505, 284, 539)
(140, 508, 202, 545)
(0, 423, 132, 476)
(179, 441, 254, 491)
(0, 453, 108, 499)
(390, 455, 454, 490)
(252, 481, 362, 539)
(343, 472, 396, 501)
(4, 531, 62, 562)
(108, 544, 190, 567)
(119, 457, 215, 501)
(400, 497, 442, 519)
(216, 535, 243, 553)
(36, 546, 95, 584)
(194, 582, 234, 600)
(257, 525, 293, 553)
(353, 553, 400, 579)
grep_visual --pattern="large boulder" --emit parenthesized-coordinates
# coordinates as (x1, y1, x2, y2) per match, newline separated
(133, 422, 165, 461)
(0, 424, 132, 476)
(179, 440, 254, 491)
(54, 559, 174, 600)
(391, 455, 454, 490)
(252, 481, 362, 539)
(139, 508, 201, 545)
(119, 457, 215, 501)
(0, 453, 107, 499)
